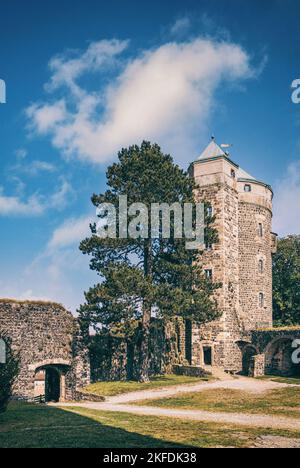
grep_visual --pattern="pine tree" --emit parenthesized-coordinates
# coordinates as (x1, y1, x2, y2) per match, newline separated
(79, 142, 221, 382)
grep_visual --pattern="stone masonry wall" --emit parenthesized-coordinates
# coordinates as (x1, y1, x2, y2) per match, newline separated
(90, 319, 186, 382)
(238, 203, 273, 331)
(192, 178, 241, 371)
(189, 155, 275, 374)
(0, 300, 90, 400)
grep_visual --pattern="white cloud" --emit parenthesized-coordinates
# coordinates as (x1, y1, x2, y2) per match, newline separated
(28, 160, 56, 174)
(27, 37, 253, 165)
(0, 178, 73, 217)
(170, 17, 191, 36)
(273, 161, 300, 236)
(48, 215, 92, 250)
(0, 189, 44, 216)
(14, 215, 96, 311)
(16, 290, 53, 302)
(11, 159, 57, 176)
(27, 100, 67, 134)
(49, 179, 74, 210)
(47, 39, 129, 97)
(15, 148, 28, 160)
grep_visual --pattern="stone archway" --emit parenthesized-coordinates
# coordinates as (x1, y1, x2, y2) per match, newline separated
(34, 364, 69, 402)
(265, 337, 300, 377)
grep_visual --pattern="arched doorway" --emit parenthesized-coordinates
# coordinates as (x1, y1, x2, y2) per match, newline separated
(45, 368, 61, 402)
(265, 338, 300, 377)
(34, 365, 67, 403)
(185, 320, 192, 365)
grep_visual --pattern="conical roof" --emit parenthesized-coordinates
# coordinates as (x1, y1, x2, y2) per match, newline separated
(197, 139, 227, 160)
(197, 139, 258, 183)
(237, 167, 257, 181)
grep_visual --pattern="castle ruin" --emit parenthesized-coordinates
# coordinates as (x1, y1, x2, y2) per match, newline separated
(0, 301, 90, 402)
(1, 139, 300, 400)
(187, 138, 300, 376)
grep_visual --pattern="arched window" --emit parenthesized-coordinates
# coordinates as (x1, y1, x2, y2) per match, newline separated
(259, 293, 264, 308)
(0, 338, 6, 364)
(259, 259, 264, 273)
(258, 223, 263, 237)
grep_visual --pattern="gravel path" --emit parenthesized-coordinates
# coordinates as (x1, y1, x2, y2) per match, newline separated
(55, 377, 300, 431)
(67, 402, 300, 431)
(102, 376, 294, 404)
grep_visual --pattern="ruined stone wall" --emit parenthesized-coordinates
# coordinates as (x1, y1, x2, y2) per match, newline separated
(90, 320, 186, 382)
(0, 300, 90, 400)
(247, 328, 300, 376)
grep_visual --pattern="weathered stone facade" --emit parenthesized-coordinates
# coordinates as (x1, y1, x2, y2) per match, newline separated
(188, 140, 278, 373)
(90, 319, 186, 381)
(0, 300, 90, 401)
(250, 328, 300, 377)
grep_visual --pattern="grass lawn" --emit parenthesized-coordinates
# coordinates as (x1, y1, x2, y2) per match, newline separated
(136, 387, 300, 419)
(1, 402, 300, 448)
(258, 375, 300, 385)
(84, 374, 211, 397)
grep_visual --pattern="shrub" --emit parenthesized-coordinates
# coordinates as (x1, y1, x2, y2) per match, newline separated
(0, 336, 20, 413)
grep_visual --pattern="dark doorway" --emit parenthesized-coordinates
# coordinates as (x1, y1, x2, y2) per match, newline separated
(185, 320, 192, 364)
(242, 346, 256, 376)
(45, 368, 60, 402)
(203, 346, 212, 366)
(126, 342, 135, 380)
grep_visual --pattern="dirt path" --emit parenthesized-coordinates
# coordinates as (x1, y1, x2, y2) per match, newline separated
(94, 376, 296, 404)
(55, 377, 300, 431)
(66, 402, 300, 431)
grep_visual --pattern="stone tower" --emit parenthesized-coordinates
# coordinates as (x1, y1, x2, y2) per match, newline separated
(189, 139, 277, 373)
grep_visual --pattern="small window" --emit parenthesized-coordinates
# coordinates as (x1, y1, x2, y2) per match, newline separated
(258, 223, 263, 237)
(244, 184, 251, 192)
(231, 169, 236, 179)
(203, 346, 212, 366)
(259, 259, 264, 273)
(259, 293, 264, 308)
(206, 206, 213, 218)
(204, 269, 213, 280)
(0, 339, 6, 364)
(205, 242, 213, 251)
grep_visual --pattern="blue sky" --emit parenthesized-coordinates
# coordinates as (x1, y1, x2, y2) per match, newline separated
(0, 0, 300, 311)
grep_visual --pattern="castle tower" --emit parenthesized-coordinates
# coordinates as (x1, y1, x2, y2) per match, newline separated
(188, 139, 276, 373)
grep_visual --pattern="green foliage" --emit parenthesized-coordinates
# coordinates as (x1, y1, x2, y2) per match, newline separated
(83, 374, 209, 397)
(273, 235, 300, 326)
(3, 402, 300, 448)
(0, 336, 20, 413)
(79, 141, 221, 380)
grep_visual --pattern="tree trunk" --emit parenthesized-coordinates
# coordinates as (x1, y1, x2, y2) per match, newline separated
(139, 305, 151, 382)
(139, 239, 152, 383)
